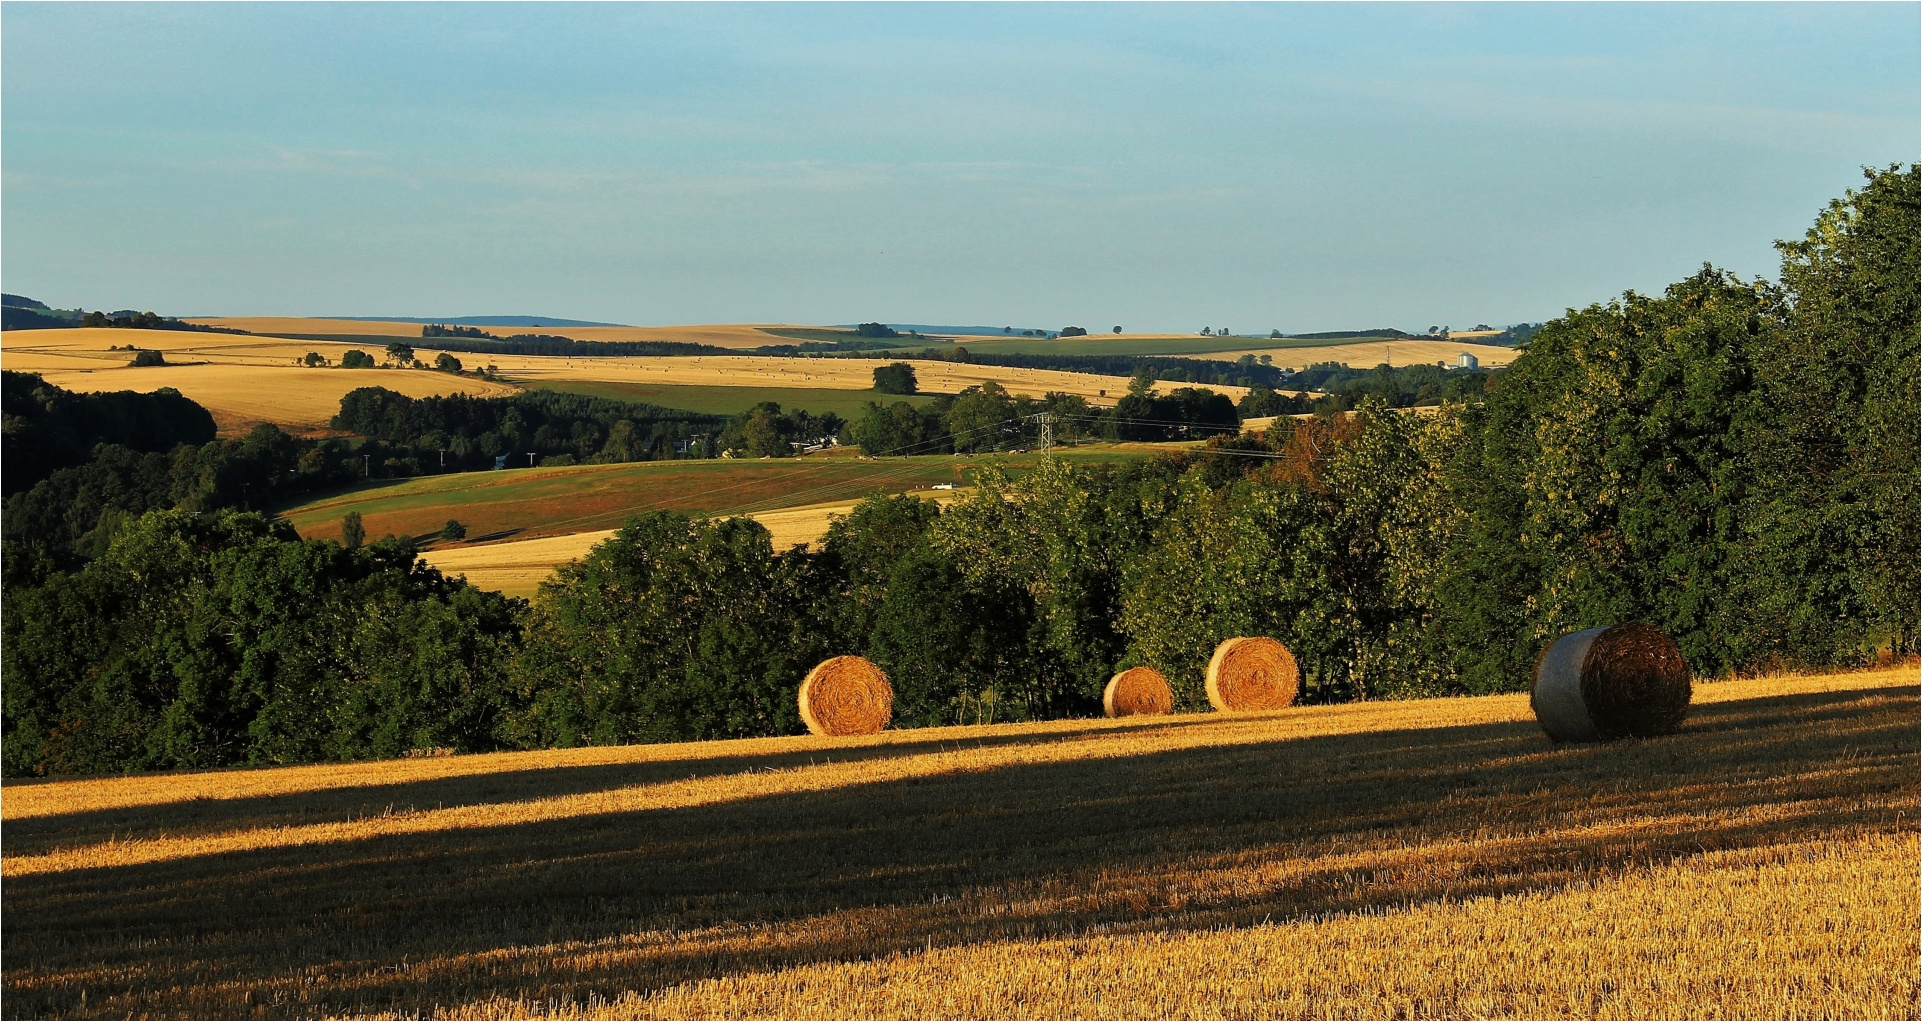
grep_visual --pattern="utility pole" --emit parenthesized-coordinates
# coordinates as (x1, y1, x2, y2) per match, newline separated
(439, 449, 446, 469)
(1036, 412, 1054, 461)
(527, 452, 537, 467)
(362, 454, 370, 477)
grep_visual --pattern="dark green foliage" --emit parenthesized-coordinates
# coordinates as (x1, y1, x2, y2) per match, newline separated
(865, 550, 1030, 727)
(1, 371, 217, 496)
(872, 362, 919, 395)
(1289, 362, 1492, 412)
(508, 513, 833, 745)
(2, 173, 1912, 777)
(128, 349, 166, 367)
(1, 511, 524, 776)
(1108, 387, 1239, 442)
(440, 519, 467, 542)
(332, 386, 725, 468)
(1735, 163, 1920, 664)
(855, 322, 900, 338)
(1488, 323, 1542, 347)
(881, 347, 1291, 389)
(3, 421, 354, 558)
(716, 403, 845, 458)
(434, 352, 463, 372)
(1236, 385, 1310, 417)
(413, 333, 724, 358)
(847, 400, 951, 456)
(339, 350, 377, 368)
(817, 495, 1026, 725)
(1, 306, 78, 331)
(1059, 326, 1089, 337)
(342, 511, 365, 549)
(1429, 269, 1773, 689)
(65, 308, 246, 334)
(934, 460, 1188, 717)
(422, 324, 494, 339)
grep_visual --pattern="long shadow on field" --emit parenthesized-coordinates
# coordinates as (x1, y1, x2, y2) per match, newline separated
(2, 717, 1231, 856)
(4, 683, 1914, 1020)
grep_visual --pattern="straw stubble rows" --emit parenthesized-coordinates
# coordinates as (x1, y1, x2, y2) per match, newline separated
(1, 668, 1914, 1019)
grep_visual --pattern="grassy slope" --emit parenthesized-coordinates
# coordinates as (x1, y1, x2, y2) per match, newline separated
(277, 446, 1159, 545)
(522, 379, 936, 418)
(2, 668, 1912, 1018)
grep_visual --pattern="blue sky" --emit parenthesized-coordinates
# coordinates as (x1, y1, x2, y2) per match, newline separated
(3, 3, 1916, 332)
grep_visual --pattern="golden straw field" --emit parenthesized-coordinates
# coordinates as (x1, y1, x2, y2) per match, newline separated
(2, 667, 1913, 1019)
(1, 326, 1249, 432)
(1196, 338, 1521, 370)
(421, 493, 964, 598)
(183, 319, 820, 349)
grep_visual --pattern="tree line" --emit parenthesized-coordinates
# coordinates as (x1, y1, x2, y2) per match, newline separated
(332, 387, 728, 468)
(2, 165, 1913, 776)
(847, 378, 1240, 456)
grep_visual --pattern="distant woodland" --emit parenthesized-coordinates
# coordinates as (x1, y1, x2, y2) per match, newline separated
(3, 165, 1914, 776)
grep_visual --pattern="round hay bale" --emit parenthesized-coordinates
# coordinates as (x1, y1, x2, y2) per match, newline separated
(1205, 636, 1300, 712)
(1531, 623, 1692, 742)
(798, 656, 893, 737)
(1103, 666, 1173, 718)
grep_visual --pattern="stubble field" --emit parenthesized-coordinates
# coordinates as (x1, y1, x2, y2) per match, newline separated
(184, 319, 823, 349)
(2, 667, 1913, 1019)
(1192, 338, 1523, 371)
(419, 493, 965, 597)
(278, 446, 1162, 544)
(3, 327, 1247, 435)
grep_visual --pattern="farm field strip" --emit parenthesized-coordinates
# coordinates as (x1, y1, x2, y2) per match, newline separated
(278, 446, 1159, 547)
(1190, 337, 1522, 370)
(281, 457, 973, 546)
(476, 831, 1913, 1020)
(6, 667, 1895, 832)
(420, 492, 966, 597)
(183, 319, 828, 349)
(924, 333, 1397, 358)
(522, 380, 938, 417)
(490, 355, 1187, 405)
(1, 668, 1911, 1019)
(4, 328, 1251, 432)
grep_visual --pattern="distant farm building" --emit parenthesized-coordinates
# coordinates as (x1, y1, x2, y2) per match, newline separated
(1457, 351, 1480, 370)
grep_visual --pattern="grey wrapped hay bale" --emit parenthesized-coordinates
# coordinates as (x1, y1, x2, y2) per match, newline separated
(1531, 623, 1692, 742)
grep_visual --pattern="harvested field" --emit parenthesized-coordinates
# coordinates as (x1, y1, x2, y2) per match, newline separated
(0, 333, 517, 433)
(524, 380, 939, 418)
(278, 446, 1157, 549)
(2, 667, 1912, 1019)
(422, 494, 962, 598)
(488, 356, 1192, 405)
(278, 454, 997, 548)
(1192, 338, 1520, 370)
(4, 329, 1225, 422)
(185, 319, 830, 350)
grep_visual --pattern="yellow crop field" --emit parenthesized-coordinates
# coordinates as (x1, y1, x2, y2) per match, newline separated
(2, 329, 520, 432)
(187, 318, 833, 349)
(3, 328, 1229, 429)
(1200, 338, 1521, 370)
(2, 667, 1912, 1019)
(422, 493, 964, 597)
(488, 354, 1194, 405)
